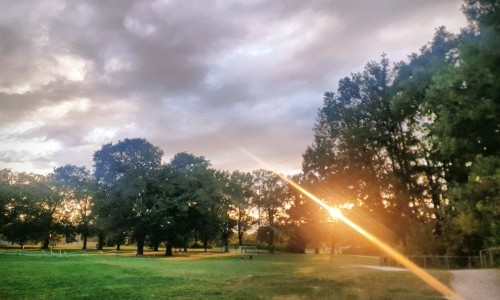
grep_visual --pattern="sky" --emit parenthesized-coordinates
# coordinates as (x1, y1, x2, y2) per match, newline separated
(0, 0, 468, 175)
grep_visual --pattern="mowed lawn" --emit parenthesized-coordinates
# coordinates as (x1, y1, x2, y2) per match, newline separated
(0, 250, 450, 299)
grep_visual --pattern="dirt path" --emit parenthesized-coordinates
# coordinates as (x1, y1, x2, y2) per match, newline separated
(450, 269, 500, 300)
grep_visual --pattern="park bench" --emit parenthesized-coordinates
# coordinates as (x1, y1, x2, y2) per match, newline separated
(239, 246, 258, 259)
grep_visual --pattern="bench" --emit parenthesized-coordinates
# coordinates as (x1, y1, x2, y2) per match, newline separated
(239, 246, 258, 259)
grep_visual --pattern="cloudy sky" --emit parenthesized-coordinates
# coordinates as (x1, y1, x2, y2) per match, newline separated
(0, 0, 467, 174)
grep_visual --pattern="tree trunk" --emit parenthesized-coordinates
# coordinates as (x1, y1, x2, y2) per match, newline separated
(42, 237, 50, 249)
(153, 242, 159, 252)
(314, 248, 320, 254)
(82, 234, 88, 250)
(424, 158, 445, 236)
(269, 228, 275, 254)
(238, 210, 244, 247)
(97, 234, 105, 250)
(238, 232, 244, 247)
(136, 235, 145, 256)
(268, 211, 275, 254)
(20, 243, 24, 250)
(116, 243, 121, 251)
(165, 241, 173, 256)
(203, 239, 208, 252)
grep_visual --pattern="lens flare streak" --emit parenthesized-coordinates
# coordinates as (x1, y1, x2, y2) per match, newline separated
(283, 176, 462, 299)
(230, 141, 462, 300)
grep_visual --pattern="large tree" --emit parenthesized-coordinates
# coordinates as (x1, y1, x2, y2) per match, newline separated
(423, 0, 500, 254)
(93, 138, 163, 255)
(302, 0, 499, 255)
(303, 56, 421, 244)
(156, 152, 224, 256)
(302, 29, 465, 253)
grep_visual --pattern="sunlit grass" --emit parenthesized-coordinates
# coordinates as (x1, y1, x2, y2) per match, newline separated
(0, 251, 449, 299)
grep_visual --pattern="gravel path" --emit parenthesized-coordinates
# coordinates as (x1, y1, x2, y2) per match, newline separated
(450, 269, 500, 300)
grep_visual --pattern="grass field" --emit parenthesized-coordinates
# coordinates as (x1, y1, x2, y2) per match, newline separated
(0, 248, 450, 299)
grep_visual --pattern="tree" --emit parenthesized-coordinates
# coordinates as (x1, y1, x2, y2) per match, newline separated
(286, 174, 330, 254)
(53, 165, 95, 250)
(156, 152, 224, 256)
(93, 138, 163, 255)
(0, 169, 15, 236)
(155, 164, 184, 256)
(302, 1, 499, 254)
(390, 27, 460, 238)
(303, 56, 422, 244)
(185, 165, 224, 253)
(227, 171, 255, 247)
(0, 170, 40, 249)
(423, 0, 500, 253)
(26, 174, 65, 249)
(253, 170, 288, 253)
(302, 37, 461, 252)
(213, 170, 234, 252)
(448, 157, 500, 255)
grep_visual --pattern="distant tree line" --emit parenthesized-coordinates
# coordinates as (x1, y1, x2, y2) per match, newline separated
(0, 0, 498, 256)
(0, 138, 299, 255)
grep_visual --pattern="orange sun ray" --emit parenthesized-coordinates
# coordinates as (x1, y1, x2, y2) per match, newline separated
(228, 140, 463, 300)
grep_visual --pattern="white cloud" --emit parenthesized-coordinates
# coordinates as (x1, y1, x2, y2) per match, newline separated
(54, 55, 89, 81)
(84, 127, 118, 143)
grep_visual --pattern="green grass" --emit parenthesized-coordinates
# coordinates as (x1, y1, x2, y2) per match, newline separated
(0, 251, 450, 299)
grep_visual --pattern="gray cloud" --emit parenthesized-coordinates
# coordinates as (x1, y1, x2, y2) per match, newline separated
(0, 0, 467, 174)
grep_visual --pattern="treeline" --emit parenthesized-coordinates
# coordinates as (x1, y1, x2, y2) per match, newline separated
(1, 0, 498, 256)
(0, 139, 306, 255)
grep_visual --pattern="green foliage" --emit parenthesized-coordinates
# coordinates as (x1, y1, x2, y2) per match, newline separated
(53, 165, 96, 249)
(302, 1, 499, 255)
(253, 170, 289, 253)
(425, 0, 500, 254)
(0, 171, 64, 248)
(447, 156, 500, 254)
(286, 174, 330, 253)
(93, 138, 164, 255)
(155, 152, 226, 255)
(227, 170, 255, 246)
(303, 54, 441, 245)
